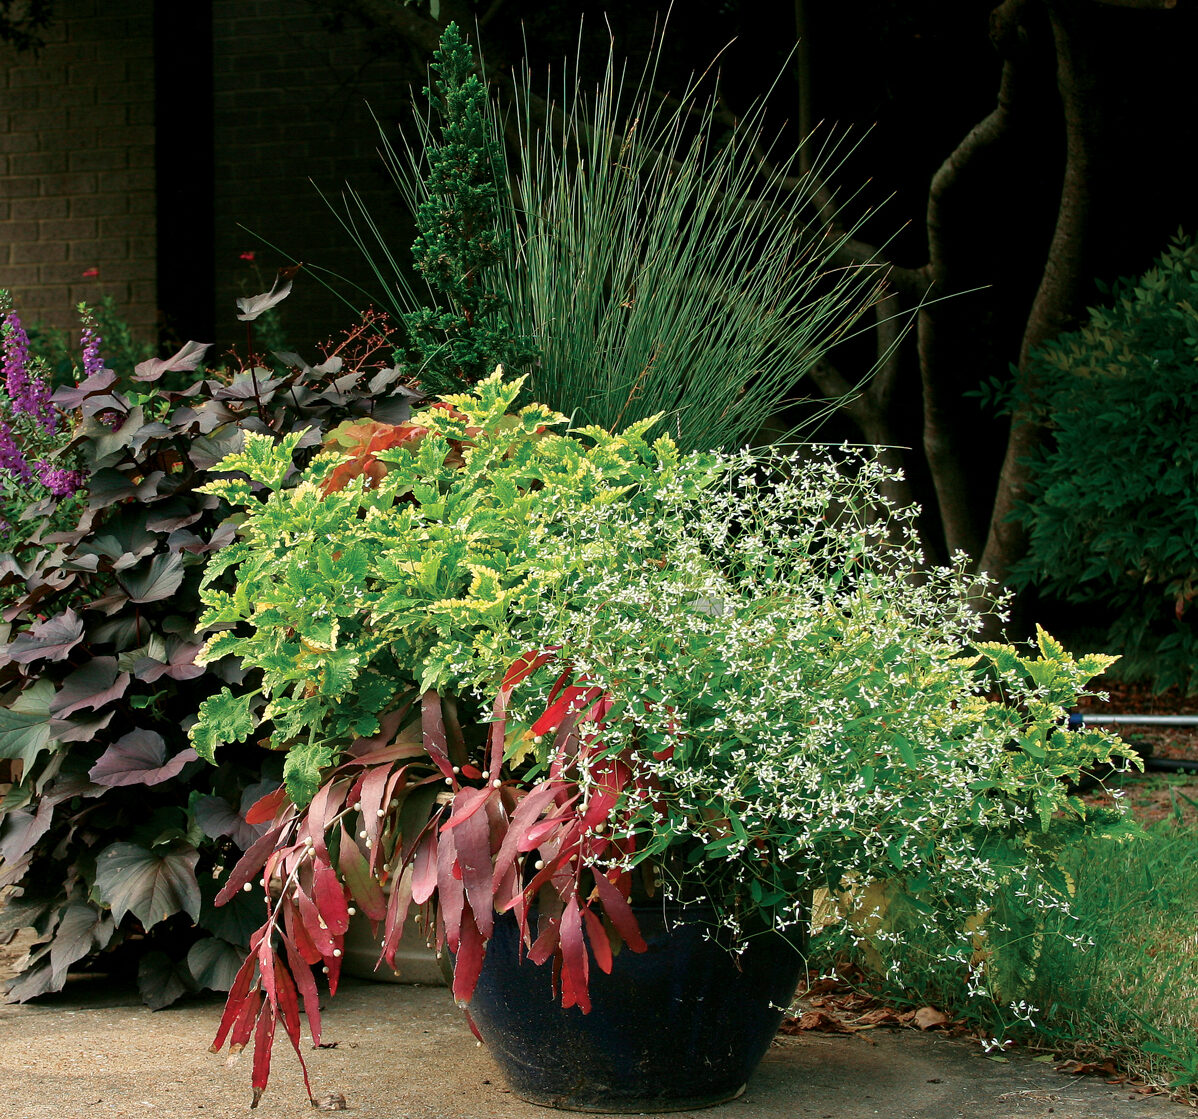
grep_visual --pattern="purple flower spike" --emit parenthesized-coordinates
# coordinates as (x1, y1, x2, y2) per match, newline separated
(0, 420, 31, 483)
(80, 326, 104, 380)
(2, 310, 56, 433)
(3, 311, 31, 403)
(35, 459, 87, 497)
(29, 377, 56, 434)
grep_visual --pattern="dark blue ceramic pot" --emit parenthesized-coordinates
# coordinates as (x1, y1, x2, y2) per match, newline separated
(464, 905, 806, 1113)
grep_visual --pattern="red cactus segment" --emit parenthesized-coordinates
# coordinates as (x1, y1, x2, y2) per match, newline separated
(250, 1001, 277, 1108)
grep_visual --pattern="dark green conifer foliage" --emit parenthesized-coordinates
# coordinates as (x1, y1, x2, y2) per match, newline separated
(1011, 232, 1198, 691)
(401, 23, 536, 394)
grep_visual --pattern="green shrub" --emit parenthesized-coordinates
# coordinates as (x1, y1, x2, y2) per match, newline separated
(322, 24, 535, 397)
(395, 24, 536, 394)
(1011, 232, 1198, 691)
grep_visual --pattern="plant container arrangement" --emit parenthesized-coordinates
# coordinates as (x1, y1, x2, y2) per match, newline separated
(191, 372, 1134, 1110)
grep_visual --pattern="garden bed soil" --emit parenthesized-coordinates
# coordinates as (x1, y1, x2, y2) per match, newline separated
(1086, 773, 1198, 826)
(1073, 676, 1198, 823)
(1077, 679, 1198, 765)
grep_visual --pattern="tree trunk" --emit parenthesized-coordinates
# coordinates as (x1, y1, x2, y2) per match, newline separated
(976, 0, 1101, 606)
(917, 0, 1039, 563)
(805, 290, 919, 522)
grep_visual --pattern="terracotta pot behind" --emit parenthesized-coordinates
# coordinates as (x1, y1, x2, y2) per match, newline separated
(340, 909, 447, 986)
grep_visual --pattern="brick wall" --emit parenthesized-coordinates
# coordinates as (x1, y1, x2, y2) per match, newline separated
(0, 0, 156, 339)
(2, 3, 427, 355)
(211, 2, 419, 357)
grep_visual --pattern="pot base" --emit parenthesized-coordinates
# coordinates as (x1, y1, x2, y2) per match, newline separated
(512, 1080, 746, 1114)
(340, 911, 447, 986)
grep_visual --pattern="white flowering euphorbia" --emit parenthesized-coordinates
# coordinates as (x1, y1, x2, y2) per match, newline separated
(498, 446, 1137, 985)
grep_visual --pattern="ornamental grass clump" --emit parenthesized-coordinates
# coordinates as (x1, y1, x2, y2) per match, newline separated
(337, 24, 891, 449)
(190, 371, 1137, 1106)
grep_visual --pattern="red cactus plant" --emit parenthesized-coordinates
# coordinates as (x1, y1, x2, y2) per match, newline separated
(207, 653, 655, 1105)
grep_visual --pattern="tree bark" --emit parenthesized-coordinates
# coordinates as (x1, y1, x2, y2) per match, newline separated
(976, 0, 1101, 600)
(917, 0, 1038, 562)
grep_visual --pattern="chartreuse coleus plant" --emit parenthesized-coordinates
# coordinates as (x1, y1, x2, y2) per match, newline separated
(188, 369, 716, 1103)
(190, 370, 714, 806)
(190, 371, 1139, 1107)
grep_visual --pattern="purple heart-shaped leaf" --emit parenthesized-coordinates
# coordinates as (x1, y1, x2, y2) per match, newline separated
(49, 657, 130, 719)
(193, 794, 263, 851)
(51, 368, 118, 410)
(132, 340, 212, 383)
(3, 609, 84, 663)
(0, 799, 54, 864)
(94, 841, 200, 930)
(117, 553, 185, 604)
(235, 277, 292, 321)
(88, 728, 198, 787)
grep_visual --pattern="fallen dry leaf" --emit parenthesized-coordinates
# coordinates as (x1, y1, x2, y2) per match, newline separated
(836, 962, 868, 984)
(854, 1007, 904, 1027)
(802, 977, 847, 997)
(781, 1009, 857, 1034)
(912, 1006, 951, 1031)
(1056, 1059, 1120, 1077)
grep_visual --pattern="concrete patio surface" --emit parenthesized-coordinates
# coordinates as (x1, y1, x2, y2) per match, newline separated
(0, 975, 1187, 1119)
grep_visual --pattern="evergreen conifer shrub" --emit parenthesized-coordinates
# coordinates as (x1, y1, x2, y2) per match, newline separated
(389, 23, 537, 394)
